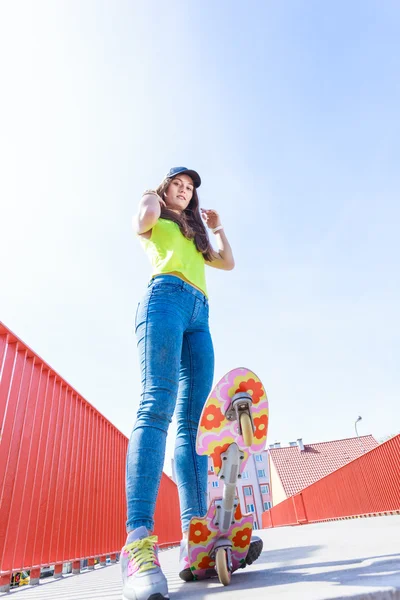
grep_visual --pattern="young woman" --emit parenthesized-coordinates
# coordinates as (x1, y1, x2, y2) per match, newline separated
(121, 167, 261, 600)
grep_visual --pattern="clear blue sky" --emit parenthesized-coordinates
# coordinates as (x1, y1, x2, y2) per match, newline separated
(1, 1, 399, 473)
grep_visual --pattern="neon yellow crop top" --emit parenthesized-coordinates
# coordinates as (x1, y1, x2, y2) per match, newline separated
(140, 218, 208, 296)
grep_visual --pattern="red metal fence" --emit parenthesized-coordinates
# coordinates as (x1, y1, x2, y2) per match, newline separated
(0, 322, 181, 590)
(263, 434, 400, 528)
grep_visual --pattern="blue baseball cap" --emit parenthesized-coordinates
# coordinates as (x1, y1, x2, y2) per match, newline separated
(165, 166, 201, 188)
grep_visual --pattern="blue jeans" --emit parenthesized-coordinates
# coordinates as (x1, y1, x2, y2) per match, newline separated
(126, 275, 214, 533)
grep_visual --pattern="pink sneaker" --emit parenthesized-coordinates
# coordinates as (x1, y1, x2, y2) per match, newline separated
(178, 539, 193, 582)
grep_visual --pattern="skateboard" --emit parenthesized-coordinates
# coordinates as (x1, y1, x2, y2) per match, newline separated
(188, 367, 269, 586)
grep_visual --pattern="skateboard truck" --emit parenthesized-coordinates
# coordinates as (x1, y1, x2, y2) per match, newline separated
(215, 443, 243, 533)
(225, 391, 255, 436)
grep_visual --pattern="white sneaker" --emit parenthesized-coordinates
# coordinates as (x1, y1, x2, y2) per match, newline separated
(121, 526, 169, 600)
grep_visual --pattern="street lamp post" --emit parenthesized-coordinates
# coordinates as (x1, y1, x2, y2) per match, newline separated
(355, 416, 365, 453)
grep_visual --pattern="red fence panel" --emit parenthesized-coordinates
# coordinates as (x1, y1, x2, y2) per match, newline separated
(263, 434, 400, 528)
(262, 491, 297, 528)
(154, 474, 182, 547)
(359, 436, 400, 513)
(0, 322, 181, 589)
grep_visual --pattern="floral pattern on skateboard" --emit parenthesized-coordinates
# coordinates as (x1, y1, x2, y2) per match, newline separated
(188, 500, 253, 580)
(197, 367, 269, 475)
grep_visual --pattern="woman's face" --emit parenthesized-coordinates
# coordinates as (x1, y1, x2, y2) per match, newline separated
(164, 174, 194, 213)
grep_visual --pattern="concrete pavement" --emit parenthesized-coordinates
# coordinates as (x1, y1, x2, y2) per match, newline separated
(2, 515, 400, 599)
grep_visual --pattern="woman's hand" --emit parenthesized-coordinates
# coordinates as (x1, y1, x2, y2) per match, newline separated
(202, 208, 235, 270)
(201, 208, 221, 230)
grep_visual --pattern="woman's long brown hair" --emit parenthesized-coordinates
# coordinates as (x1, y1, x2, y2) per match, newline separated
(155, 177, 215, 262)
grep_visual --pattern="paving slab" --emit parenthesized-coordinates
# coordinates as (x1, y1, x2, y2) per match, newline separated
(2, 515, 399, 599)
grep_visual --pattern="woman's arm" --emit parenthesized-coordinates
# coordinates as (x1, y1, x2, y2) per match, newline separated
(207, 229, 235, 270)
(133, 191, 165, 235)
(202, 209, 235, 271)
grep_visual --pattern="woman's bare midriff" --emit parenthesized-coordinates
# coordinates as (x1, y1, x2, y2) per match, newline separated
(154, 272, 205, 295)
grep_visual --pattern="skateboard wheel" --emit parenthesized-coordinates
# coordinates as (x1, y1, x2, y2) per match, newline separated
(240, 412, 253, 447)
(215, 547, 231, 586)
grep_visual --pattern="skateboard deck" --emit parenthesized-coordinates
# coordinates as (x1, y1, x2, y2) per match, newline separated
(197, 366, 269, 475)
(188, 367, 269, 581)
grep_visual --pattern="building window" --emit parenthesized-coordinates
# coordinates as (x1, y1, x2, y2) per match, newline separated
(261, 484, 270, 494)
(264, 501, 272, 510)
(243, 486, 252, 496)
(246, 503, 255, 513)
(253, 521, 259, 530)
(257, 469, 266, 478)
(210, 464, 214, 472)
(255, 454, 263, 462)
(212, 481, 219, 488)
(241, 471, 249, 480)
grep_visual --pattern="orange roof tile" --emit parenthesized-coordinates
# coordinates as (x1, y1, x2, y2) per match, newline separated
(269, 435, 378, 498)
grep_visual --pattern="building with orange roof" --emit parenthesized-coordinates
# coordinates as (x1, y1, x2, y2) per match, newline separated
(268, 435, 378, 506)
